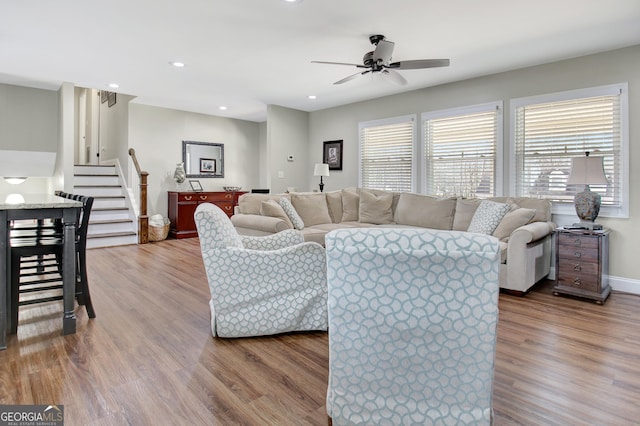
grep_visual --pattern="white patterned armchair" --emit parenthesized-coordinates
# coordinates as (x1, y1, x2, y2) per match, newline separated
(325, 228, 500, 425)
(195, 203, 327, 337)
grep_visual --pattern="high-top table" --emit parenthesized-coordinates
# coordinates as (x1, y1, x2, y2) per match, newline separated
(0, 193, 82, 350)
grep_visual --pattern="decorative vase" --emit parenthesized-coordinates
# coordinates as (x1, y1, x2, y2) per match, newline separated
(174, 162, 186, 184)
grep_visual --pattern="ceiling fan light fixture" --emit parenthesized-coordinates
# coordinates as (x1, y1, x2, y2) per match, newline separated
(312, 34, 450, 86)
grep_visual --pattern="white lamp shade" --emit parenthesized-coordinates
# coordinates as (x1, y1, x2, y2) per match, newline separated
(566, 156, 608, 185)
(314, 163, 330, 177)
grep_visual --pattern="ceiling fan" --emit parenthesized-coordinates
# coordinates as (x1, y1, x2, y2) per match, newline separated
(312, 34, 450, 86)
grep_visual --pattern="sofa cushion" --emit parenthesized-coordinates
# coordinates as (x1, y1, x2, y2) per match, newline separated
(325, 190, 343, 223)
(467, 200, 510, 235)
(279, 198, 304, 230)
(260, 200, 293, 229)
(492, 196, 551, 222)
(358, 189, 394, 224)
(493, 205, 536, 241)
(238, 193, 289, 215)
(341, 189, 359, 222)
(394, 193, 456, 230)
(452, 198, 482, 231)
(290, 193, 332, 226)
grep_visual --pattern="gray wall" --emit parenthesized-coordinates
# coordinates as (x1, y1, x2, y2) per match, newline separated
(0, 82, 59, 194)
(307, 44, 640, 281)
(128, 104, 261, 217)
(100, 93, 135, 179)
(266, 105, 310, 193)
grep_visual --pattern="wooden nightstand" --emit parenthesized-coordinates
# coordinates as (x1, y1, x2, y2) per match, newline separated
(553, 228, 610, 304)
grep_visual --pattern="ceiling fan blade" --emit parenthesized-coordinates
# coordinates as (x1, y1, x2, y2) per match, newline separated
(381, 69, 407, 86)
(387, 59, 450, 70)
(373, 40, 395, 64)
(311, 60, 368, 68)
(334, 70, 370, 85)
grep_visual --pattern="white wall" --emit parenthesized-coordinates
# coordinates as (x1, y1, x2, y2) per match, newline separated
(308, 45, 640, 282)
(128, 104, 261, 217)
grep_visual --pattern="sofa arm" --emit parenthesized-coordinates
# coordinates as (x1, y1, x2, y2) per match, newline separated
(509, 221, 555, 244)
(230, 214, 291, 234)
(505, 221, 555, 293)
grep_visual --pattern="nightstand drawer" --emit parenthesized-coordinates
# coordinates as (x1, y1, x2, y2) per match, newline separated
(558, 246, 599, 261)
(557, 274, 599, 293)
(558, 234, 599, 249)
(558, 261, 598, 276)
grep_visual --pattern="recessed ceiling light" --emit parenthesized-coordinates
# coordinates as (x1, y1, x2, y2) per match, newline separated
(283, 0, 303, 3)
(108, 83, 119, 89)
(308, 95, 317, 100)
(169, 61, 185, 67)
(219, 106, 228, 110)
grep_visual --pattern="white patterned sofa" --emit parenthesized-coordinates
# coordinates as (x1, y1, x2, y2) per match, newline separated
(231, 189, 555, 294)
(325, 228, 500, 425)
(194, 203, 327, 337)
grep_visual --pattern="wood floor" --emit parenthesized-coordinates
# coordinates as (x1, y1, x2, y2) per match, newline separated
(1, 238, 640, 425)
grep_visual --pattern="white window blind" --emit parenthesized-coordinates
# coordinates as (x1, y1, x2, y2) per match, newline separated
(422, 103, 500, 198)
(513, 88, 624, 210)
(359, 116, 415, 192)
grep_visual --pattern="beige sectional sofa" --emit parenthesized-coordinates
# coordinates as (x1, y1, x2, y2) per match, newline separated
(230, 188, 555, 294)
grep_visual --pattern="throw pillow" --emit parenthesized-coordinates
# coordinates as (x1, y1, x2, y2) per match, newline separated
(358, 190, 394, 224)
(290, 193, 332, 226)
(341, 189, 359, 222)
(260, 200, 293, 229)
(493, 206, 536, 241)
(467, 200, 510, 235)
(279, 198, 304, 230)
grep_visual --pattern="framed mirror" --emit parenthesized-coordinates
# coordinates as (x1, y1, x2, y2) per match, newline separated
(182, 140, 224, 178)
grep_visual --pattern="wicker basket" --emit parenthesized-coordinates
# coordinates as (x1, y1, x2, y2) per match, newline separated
(149, 220, 170, 242)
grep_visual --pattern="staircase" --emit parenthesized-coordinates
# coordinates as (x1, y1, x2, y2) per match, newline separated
(73, 165, 138, 249)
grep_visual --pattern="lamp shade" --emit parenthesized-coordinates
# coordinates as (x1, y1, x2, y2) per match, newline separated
(314, 163, 330, 177)
(566, 155, 608, 185)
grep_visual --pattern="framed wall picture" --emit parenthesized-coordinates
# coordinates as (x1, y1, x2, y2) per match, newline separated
(189, 180, 203, 192)
(199, 158, 216, 173)
(107, 91, 117, 107)
(323, 140, 343, 171)
(100, 90, 108, 104)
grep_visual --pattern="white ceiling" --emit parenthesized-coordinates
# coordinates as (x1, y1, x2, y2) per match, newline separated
(2, 0, 640, 122)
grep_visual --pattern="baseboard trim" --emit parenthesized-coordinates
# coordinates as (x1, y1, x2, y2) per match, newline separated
(548, 267, 640, 296)
(610, 276, 640, 295)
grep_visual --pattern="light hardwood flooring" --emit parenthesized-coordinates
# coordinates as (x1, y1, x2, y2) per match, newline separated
(1, 238, 640, 425)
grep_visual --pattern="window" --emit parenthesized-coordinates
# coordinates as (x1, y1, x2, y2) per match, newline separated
(511, 84, 628, 218)
(359, 115, 416, 192)
(422, 102, 502, 198)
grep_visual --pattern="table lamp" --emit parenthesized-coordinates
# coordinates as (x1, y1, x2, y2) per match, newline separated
(566, 152, 608, 230)
(314, 163, 330, 192)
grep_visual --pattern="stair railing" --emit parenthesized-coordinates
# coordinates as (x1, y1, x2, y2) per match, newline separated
(128, 148, 149, 244)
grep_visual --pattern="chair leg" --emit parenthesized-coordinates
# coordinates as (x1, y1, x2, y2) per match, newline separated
(77, 251, 96, 318)
(10, 253, 21, 334)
